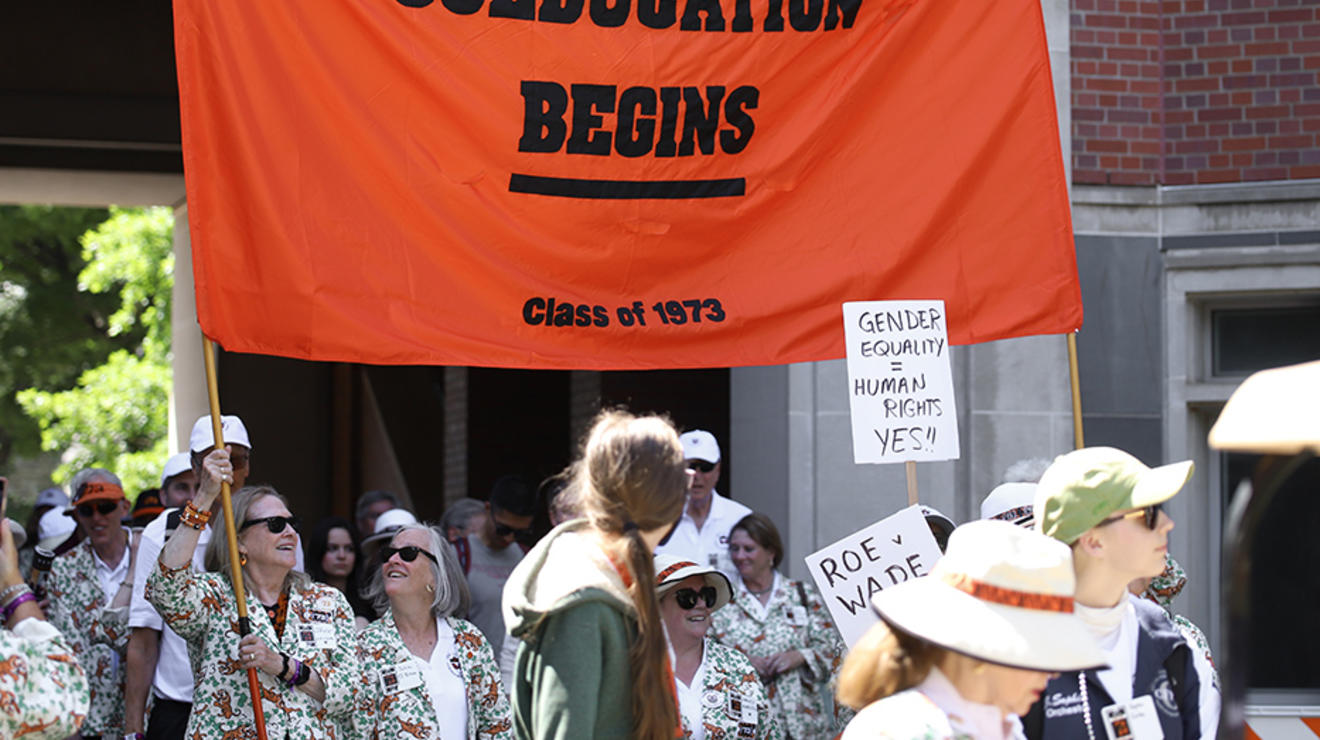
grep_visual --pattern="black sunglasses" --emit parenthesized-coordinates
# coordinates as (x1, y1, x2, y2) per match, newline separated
(240, 515, 300, 534)
(380, 545, 439, 564)
(1098, 502, 1163, 530)
(687, 460, 716, 473)
(494, 522, 534, 539)
(77, 501, 120, 517)
(673, 586, 717, 610)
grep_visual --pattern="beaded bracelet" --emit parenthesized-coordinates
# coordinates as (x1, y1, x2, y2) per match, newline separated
(0, 582, 27, 605)
(2, 591, 36, 622)
(179, 502, 211, 530)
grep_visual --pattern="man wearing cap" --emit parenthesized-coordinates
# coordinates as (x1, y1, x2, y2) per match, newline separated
(157, 452, 197, 509)
(46, 467, 138, 739)
(1022, 446, 1218, 740)
(124, 414, 252, 740)
(355, 489, 400, 542)
(456, 475, 535, 654)
(19, 486, 69, 578)
(655, 430, 752, 584)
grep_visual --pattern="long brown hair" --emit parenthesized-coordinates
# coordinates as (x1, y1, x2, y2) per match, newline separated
(577, 410, 687, 740)
(836, 619, 942, 709)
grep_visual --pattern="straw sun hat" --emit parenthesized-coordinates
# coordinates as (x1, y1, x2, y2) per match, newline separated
(871, 519, 1105, 672)
(654, 554, 733, 611)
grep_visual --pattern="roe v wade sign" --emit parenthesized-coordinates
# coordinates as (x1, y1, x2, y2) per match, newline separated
(803, 505, 944, 647)
(842, 300, 960, 463)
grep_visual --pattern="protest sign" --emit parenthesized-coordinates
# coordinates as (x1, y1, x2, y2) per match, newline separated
(843, 300, 960, 464)
(173, 0, 1082, 369)
(803, 504, 943, 647)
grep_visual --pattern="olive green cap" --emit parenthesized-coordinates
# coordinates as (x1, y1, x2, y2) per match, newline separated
(1033, 447, 1193, 545)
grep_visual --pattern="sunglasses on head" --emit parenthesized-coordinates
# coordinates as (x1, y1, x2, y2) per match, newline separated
(1098, 502, 1163, 530)
(77, 500, 120, 517)
(687, 460, 716, 473)
(380, 545, 439, 564)
(494, 522, 533, 539)
(239, 515, 300, 534)
(673, 586, 717, 610)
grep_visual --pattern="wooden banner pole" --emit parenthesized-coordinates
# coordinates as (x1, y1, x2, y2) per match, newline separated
(905, 461, 918, 506)
(202, 335, 268, 740)
(1067, 332, 1085, 450)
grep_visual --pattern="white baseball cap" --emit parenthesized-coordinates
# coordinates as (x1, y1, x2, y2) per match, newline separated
(679, 430, 721, 464)
(362, 508, 419, 554)
(190, 414, 252, 453)
(981, 482, 1037, 527)
(38, 507, 76, 550)
(161, 452, 193, 486)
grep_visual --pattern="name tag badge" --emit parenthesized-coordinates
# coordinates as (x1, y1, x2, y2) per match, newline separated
(727, 691, 743, 718)
(306, 609, 333, 624)
(740, 692, 758, 725)
(380, 662, 423, 695)
(299, 623, 336, 649)
(1101, 695, 1164, 740)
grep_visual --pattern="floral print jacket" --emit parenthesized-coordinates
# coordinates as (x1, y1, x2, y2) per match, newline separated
(46, 537, 130, 736)
(348, 610, 514, 740)
(145, 562, 358, 740)
(711, 574, 849, 740)
(683, 638, 784, 740)
(0, 618, 89, 740)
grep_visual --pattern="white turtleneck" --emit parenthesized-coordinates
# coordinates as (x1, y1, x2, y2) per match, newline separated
(1075, 593, 1139, 704)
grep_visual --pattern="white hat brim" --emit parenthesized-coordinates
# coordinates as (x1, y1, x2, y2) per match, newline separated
(873, 576, 1106, 673)
(656, 565, 733, 612)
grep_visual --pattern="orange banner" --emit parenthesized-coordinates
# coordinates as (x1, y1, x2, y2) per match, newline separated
(175, 0, 1081, 369)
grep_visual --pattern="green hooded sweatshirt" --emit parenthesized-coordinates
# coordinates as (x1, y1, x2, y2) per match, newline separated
(502, 520, 638, 740)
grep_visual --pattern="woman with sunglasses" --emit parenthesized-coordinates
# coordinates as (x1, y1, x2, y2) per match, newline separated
(836, 521, 1105, 740)
(147, 468, 358, 740)
(1023, 446, 1219, 740)
(504, 410, 688, 740)
(349, 523, 513, 740)
(654, 554, 781, 740)
(711, 512, 849, 740)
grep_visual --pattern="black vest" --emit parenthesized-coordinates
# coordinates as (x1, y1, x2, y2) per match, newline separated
(1022, 597, 1201, 740)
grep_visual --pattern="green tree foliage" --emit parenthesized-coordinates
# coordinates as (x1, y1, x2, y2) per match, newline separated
(0, 205, 120, 465)
(16, 207, 174, 496)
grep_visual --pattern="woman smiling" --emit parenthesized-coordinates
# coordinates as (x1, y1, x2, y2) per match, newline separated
(147, 454, 358, 740)
(655, 554, 781, 740)
(350, 523, 513, 740)
(711, 513, 848, 740)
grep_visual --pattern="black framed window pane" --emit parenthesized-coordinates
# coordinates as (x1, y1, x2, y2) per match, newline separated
(1211, 306, 1320, 377)
(1223, 453, 1320, 690)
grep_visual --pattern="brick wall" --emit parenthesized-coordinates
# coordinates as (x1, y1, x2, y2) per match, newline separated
(1072, 0, 1320, 186)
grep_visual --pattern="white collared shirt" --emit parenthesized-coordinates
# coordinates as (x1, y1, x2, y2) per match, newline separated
(91, 537, 131, 603)
(412, 617, 468, 740)
(673, 646, 709, 740)
(130, 509, 211, 702)
(655, 490, 752, 584)
(736, 571, 782, 621)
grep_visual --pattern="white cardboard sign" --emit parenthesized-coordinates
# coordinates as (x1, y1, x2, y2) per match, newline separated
(842, 300, 960, 463)
(803, 505, 943, 648)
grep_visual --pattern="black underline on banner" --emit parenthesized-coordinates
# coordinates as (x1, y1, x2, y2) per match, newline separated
(508, 173, 746, 199)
